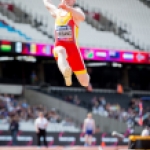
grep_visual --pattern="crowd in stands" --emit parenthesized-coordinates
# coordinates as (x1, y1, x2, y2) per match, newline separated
(0, 94, 75, 126)
(0, 92, 150, 130)
(91, 96, 150, 127)
(63, 93, 150, 128)
(64, 95, 81, 106)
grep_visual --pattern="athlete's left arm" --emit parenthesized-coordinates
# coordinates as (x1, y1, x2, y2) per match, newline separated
(67, 7, 85, 22)
(59, 4, 85, 21)
(82, 119, 86, 133)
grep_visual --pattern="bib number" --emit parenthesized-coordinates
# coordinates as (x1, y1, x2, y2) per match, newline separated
(56, 26, 73, 41)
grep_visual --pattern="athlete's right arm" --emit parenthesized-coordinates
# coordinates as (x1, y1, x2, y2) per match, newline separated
(43, 0, 58, 18)
(82, 119, 86, 133)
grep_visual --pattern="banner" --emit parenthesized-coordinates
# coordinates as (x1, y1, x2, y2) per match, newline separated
(0, 131, 129, 146)
(0, 40, 150, 64)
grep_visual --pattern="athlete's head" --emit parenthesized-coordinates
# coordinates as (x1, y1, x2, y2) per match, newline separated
(61, 0, 76, 6)
(39, 111, 44, 118)
(87, 113, 92, 119)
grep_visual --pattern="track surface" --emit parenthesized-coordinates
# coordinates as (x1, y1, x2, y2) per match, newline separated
(0, 146, 128, 150)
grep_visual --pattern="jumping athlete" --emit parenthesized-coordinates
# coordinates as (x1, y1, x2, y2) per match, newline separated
(43, 0, 90, 87)
(83, 113, 96, 146)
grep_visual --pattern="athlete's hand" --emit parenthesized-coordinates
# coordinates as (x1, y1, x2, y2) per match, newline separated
(58, 4, 67, 9)
(58, 0, 68, 10)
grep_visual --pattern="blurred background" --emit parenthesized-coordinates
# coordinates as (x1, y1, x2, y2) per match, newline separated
(0, 0, 150, 146)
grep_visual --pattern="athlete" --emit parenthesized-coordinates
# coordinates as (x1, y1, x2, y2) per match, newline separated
(83, 113, 96, 146)
(43, 0, 90, 87)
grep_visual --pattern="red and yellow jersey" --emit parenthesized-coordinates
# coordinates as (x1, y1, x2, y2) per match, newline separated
(54, 10, 79, 45)
(54, 10, 87, 75)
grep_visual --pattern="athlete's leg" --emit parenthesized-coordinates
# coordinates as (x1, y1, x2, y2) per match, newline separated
(87, 135, 93, 146)
(54, 46, 72, 86)
(67, 45, 90, 87)
(84, 134, 89, 146)
(76, 73, 90, 87)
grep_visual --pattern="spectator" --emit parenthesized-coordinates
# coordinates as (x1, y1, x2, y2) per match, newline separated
(9, 116, 19, 146)
(7, 102, 15, 114)
(99, 97, 106, 106)
(49, 108, 60, 123)
(95, 125, 100, 133)
(117, 83, 123, 94)
(10, 95, 15, 101)
(92, 100, 100, 114)
(65, 95, 73, 103)
(128, 99, 136, 109)
(21, 100, 28, 109)
(4, 94, 11, 104)
(73, 95, 80, 105)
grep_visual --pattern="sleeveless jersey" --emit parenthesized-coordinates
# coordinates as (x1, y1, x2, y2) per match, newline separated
(55, 10, 79, 44)
(84, 118, 94, 130)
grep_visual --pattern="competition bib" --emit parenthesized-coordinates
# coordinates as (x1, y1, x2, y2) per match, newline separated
(56, 25, 73, 41)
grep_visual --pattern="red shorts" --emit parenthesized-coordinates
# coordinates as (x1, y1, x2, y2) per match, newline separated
(53, 41, 87, 75)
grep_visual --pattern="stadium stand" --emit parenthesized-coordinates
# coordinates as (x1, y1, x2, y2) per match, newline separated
(79, 22, 134, 49)
(0, 0, 135, 49)
(0, 12, 53, 43)
(0, 93, 80, 132)
(77, 0, 150, 51)
(36, 87, 150, 128)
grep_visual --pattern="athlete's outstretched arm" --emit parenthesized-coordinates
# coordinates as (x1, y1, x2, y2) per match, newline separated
(43, 0, 58, 17)
(59, 4, 85, 21)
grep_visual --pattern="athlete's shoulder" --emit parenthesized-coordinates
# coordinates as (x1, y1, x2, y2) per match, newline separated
(84, 118, 88, 122)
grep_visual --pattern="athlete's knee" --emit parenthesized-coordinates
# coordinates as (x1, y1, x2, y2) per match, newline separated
(77, 74, 90, 87)
(54, 46, 66, 54)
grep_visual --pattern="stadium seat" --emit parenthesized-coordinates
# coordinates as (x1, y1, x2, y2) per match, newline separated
(0, 12, 53, 43)
(77, 0, 150, 51)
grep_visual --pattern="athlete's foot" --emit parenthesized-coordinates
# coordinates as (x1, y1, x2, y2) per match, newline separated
(63, 67, 72, 86)
(86, 83, 93, 92)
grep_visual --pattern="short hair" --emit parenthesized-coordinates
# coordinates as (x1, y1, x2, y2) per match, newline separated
(87, 112, 92, 117)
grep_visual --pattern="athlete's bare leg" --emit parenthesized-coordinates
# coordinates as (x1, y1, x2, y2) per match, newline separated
(76, 73, 90, 87)
(87, 135, 92, 146)
(84, 134, 89, 146)
(54, 46, 72, 86)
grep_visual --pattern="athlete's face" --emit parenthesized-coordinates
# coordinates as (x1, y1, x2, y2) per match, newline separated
(39, 112, 44, 118)
(62, 0, 76, 6)
(88, 114, 92, 119)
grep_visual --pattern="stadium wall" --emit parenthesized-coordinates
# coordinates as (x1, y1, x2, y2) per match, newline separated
(24, 89, 88, 125)
(0, 131, 129, 146)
